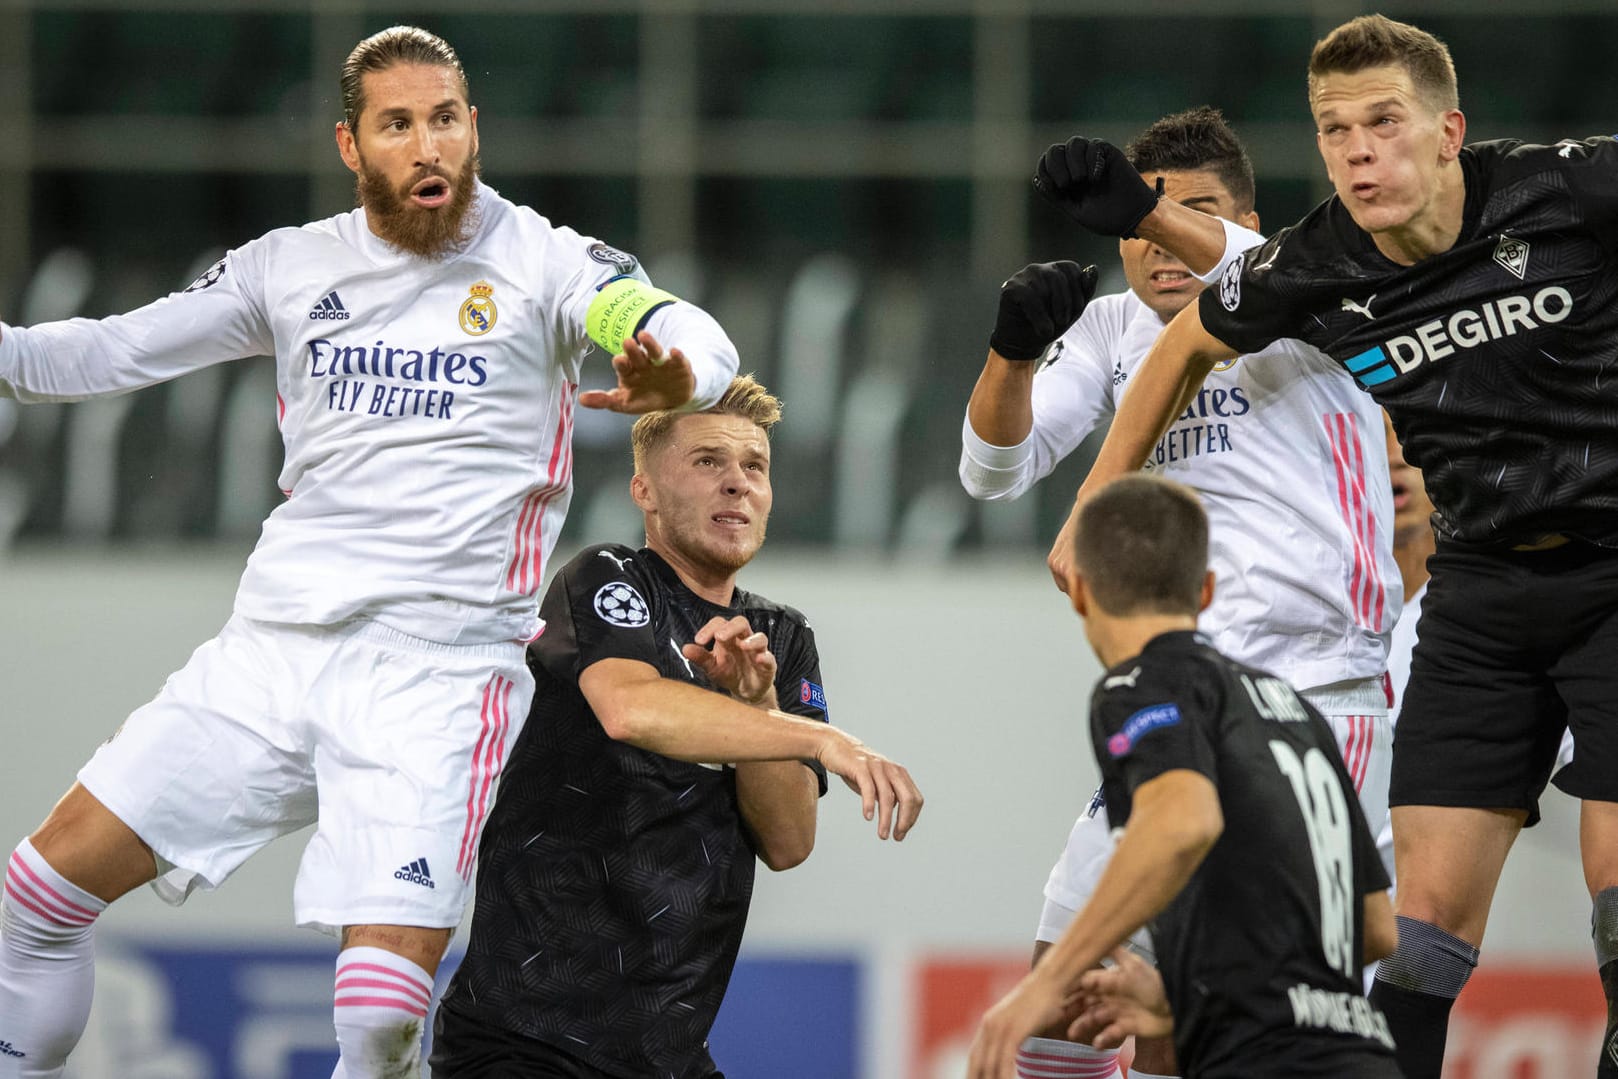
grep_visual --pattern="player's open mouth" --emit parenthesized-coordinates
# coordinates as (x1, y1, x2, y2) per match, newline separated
(1352, 182, 1379, 199)
(712, 512, 750, 527)
(1150, 270, 1192, 288)
(411, 178, 451, 208)
(1391, 478, 1409, 510)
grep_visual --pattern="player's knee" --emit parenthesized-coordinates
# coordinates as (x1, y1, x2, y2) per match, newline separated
(1374, 915, 1479, 1000)
(332, 946, 435, 1079)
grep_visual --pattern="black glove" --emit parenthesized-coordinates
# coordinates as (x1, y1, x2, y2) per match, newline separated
(989, 261, 1099, 362)
(1034, 137, 1162, 239)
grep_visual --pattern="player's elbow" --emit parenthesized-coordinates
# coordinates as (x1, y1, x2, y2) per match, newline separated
(594, 697, 651, 745)
(754, 823, 816, 871)
(757, 835, 814, 872)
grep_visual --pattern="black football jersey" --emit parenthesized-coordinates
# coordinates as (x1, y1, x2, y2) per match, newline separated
(1092, 632, 1397, 1079)
(438, 543, 828, 1079)
(1200, 137, 1618, 547)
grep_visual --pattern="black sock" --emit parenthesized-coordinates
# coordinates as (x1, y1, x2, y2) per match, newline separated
(1599, 960, 1618, 1077)
(1370, 915, 1480, 1079)
(1368, 979, 1455, 1079)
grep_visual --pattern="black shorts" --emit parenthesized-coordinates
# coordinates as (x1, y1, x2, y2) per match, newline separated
(430, 1003, 725, 1079)
(1390, 538, 1618, 825)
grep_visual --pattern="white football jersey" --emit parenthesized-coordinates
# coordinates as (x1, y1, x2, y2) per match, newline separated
(0, 183, 738, 644)
(962, 260, 1398, 692)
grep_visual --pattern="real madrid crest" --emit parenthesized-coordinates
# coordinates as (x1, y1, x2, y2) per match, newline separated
(459, 280, 498, 336)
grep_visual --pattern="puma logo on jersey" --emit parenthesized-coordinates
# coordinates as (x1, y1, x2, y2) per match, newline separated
(1340, 294, 1377, 321)
(598, 550, 632, 571)
(1104, 667, 1141, 690)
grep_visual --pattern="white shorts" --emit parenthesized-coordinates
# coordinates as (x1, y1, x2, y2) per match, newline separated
(78, 614, 532, 935)
(1035, 676, 1391, 954)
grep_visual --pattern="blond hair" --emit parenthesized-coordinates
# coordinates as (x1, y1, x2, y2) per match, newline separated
(1308, 15, 1459, 113)
(631, 375, 782, 473)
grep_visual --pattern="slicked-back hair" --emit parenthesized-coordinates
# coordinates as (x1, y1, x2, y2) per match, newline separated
(1308, 15, 1459, 113)
(1074, 475, 1209, 617)
(1125, 106, 1255, 216)
(631, 374, 783, 474)
(341, 26, 469, 131)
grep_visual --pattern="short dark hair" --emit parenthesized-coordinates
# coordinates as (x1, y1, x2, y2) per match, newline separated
(1125, 106, 1255, 215)
(1073, 475, 1208, 617)
(1308, 15, 1459, 113)
(341, 26, 470, 131)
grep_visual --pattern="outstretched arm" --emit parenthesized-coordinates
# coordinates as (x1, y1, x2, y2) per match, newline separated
(579, 655, 922, 842)
(1046, 302, 1237, 592)
(966, 770, 1221, 1079)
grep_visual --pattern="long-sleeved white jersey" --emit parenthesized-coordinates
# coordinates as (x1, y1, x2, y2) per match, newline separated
(0, 183, 738, 644)
(961, 248, 1398, 693)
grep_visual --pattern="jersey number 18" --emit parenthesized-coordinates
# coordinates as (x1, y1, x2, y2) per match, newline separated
(1268, 741, 1355, 979)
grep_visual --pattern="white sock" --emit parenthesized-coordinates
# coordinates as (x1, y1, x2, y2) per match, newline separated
(1016, 1036, 1123, 1078)
(331, 946, 434, 1079)
(0, 838, 108, 1078)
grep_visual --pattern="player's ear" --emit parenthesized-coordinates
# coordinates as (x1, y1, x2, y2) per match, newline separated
(1239, 209, 1259, 234)
(629, 472, 654, 514)
(1198, 570, 1215, 613)
(1439, 108, 1466, 162)
(1069, 574, 1090, 618)
(336, 122, 361, 174)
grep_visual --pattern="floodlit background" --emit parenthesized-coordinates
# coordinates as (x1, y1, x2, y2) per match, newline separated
(1, 3, 1610, 1076)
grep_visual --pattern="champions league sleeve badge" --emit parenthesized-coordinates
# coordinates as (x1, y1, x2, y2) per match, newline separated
(593, 581, 649, 627)
(184, 257, 227, 293)
(458, 280, 498, 336)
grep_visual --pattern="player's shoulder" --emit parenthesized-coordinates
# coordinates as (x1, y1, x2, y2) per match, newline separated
(559, 543, 656, 588)
(495, 194, 646, 279)
(1466, 135, 1618, 185)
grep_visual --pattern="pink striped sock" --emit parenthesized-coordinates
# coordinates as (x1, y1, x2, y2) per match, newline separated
(1016, 1035, 1123, 1078)
(332, 945, 434, 1079)
(0, 837, 108, 1077)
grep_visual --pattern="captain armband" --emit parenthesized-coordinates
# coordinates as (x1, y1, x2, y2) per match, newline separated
(585, 276, 680, 356)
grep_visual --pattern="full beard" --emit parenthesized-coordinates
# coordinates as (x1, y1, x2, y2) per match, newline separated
(356, 152, 481, 259)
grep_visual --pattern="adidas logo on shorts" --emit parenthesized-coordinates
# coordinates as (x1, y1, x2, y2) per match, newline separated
(394, 858, 436, 890)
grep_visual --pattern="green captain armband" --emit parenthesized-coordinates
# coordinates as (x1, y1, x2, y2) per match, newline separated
(586, 277, 680, 356)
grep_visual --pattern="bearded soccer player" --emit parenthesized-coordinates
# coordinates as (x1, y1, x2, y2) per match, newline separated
(964, 108, 1395, 1079)
(431, 376, 922, 1078)
(966, 476, 1398, 1079)
(0, 26, 740, 1079)
(1043, 15, 1618, 1078)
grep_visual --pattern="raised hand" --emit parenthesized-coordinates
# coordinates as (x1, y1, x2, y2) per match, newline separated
(682, 615, 778, 707)
(1034, 136, 1162, 239)
(990, 261, 1099, 362)
(579, 329, 697, 414)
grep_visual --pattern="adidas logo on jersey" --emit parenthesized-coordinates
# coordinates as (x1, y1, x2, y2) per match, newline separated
(309, 291, 352, 321)
(1343, 286, 1573, 388)
(394, 858, 436, 889)
(0, 1041, 24, 1058)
